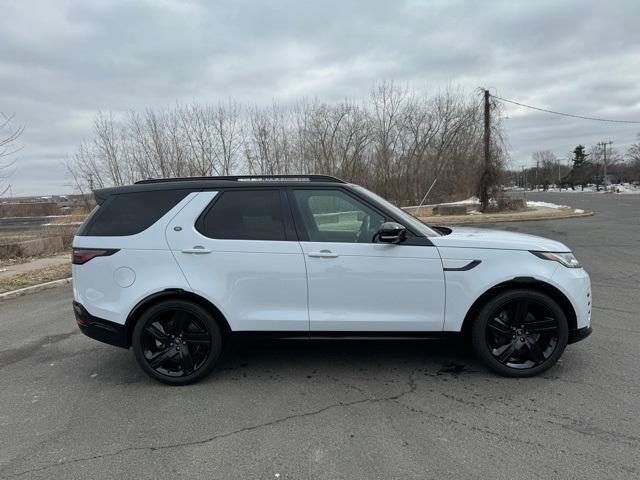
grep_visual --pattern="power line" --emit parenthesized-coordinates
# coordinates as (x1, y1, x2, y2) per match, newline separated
(491, 95, 640, 124)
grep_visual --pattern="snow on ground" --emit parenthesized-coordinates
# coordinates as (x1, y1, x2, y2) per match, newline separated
(405, 199, 580, 214)
(533, 183, 640, 194)
(443, 196, 479, 205)
(525, 200, 569, 209)
(405, 197, 574, 212)
(404, 196, 479, 209)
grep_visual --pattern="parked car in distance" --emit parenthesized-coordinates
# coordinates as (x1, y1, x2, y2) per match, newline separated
(72, 175, 592, 385)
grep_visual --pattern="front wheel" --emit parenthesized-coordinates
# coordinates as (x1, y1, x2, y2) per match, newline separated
(132, 300, 222, 385)
(471, 289, 569, 377)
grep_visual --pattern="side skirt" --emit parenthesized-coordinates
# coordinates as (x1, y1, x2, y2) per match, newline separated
(229, 331, 462, 341)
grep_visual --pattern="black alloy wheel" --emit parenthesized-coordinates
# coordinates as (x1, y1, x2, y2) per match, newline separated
(132, 300, 222, 385)
(471, 289, 569, 377)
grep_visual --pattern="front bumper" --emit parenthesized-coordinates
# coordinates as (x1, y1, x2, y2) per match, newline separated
(568, 326, 593, 344)
(551, 266, 592, 330)
(73, 301, 128, 349)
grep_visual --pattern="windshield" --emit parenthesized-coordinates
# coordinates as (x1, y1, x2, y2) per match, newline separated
(353, 185, 441, 237)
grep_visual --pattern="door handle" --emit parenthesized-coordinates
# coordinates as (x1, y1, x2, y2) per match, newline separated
(308, 250, 338, 258)
(181, 246, 212, 254)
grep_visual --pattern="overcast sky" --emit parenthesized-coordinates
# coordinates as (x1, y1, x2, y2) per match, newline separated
(1, 0, 639, 195)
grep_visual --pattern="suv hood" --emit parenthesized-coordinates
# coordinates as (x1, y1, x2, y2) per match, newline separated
(431, 226, 570, 252)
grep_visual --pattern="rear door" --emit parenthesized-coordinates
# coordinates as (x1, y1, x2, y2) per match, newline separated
(289, 187, 445, 332)
(166, 189, 309, 332)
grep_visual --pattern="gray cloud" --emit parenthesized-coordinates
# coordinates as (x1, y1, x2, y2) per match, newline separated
(1, 0, 639, 194)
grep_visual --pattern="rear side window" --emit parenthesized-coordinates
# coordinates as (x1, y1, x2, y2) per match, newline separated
(198, 190, 285, 241)
(78, 190, 189, 236)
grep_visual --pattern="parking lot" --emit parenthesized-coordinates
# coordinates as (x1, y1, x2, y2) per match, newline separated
(1, 192, 638, 479)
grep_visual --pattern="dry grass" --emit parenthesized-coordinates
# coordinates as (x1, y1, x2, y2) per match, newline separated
(0, 256, 33, 268)
(0, 263, 71, 294)
(42, 225, 79, 249)
(48, 214, 87, 224)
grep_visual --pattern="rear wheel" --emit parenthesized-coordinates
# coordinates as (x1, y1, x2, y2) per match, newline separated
(132, 300, 222, 385)
(471, 289, 569, 377)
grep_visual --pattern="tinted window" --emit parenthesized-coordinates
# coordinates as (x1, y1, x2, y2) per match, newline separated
(78, 189, 189, 236)
(199, 190, 286, 241)
(292, 189, 385, 243)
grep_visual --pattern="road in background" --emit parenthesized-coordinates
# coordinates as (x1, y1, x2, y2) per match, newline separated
(0, 216, 58, 234)
(1, 193, 638, 479)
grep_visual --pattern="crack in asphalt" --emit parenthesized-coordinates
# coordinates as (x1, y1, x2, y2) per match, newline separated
(394, 400, 639, 475)
(396, 401, 548, 449)
(3, 370, 419, 478)
(439, 390, 640, 448)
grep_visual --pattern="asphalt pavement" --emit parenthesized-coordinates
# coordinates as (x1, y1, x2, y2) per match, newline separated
(0, 192, 638, 479)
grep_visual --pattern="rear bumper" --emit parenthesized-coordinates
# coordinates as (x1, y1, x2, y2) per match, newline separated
(73, 301, 128, 349)
(568, 326, 592, 344)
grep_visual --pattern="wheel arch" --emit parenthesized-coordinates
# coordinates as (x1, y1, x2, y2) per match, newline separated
(460, 277, 577, 334)
(125, 289, 232, 347)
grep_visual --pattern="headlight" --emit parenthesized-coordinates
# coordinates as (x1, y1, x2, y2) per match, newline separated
(531, 251, 581, 268)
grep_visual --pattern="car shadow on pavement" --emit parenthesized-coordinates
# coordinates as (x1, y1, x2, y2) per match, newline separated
(69, 336, 488, 388)
(213, 337, 484, 380)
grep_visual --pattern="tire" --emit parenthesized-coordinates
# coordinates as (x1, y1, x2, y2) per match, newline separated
(471, 289, 569, 377)
(132, 299, 223, 385)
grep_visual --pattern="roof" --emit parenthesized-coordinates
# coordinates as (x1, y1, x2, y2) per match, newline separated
(93, 175, 347, 203)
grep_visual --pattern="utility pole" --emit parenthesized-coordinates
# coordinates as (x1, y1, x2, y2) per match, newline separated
(557, 159, 561, 190)
(535, 159, 539, 191)
(480, 89, 491, 212)
(597, 140, 613, 191)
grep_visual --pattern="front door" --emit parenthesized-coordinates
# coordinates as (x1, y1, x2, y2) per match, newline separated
(289, 188, 445, 332)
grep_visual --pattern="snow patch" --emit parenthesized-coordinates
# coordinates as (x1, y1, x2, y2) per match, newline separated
(537, 183, 640, 194)
(526, 200, 568, 209)
(443, 196, 479, 205)
(403, 196, 479, 210)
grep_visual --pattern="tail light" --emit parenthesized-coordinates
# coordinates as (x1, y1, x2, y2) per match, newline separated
(72, 248, 119, 265)
(73, 302, 88, 325)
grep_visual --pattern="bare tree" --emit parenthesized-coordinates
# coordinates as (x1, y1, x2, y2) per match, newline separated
(0, 112, 24, 197)
(532, 150, 558, 190)
(213, 100, 243, 175)
(369, 81, 408, 199)
(625, 134, 640, 182)
(67, 83, 507, 206)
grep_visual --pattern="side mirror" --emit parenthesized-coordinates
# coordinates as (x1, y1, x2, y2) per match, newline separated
(376, 222, 407, 244)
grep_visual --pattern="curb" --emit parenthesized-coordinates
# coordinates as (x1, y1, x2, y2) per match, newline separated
(418, 210, 594, 225)
(0, 277, 72, 302)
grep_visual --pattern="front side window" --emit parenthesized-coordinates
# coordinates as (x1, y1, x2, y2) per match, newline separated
(199, 190, 286, 241)
(292, 189, 385, 243)
(353, 185, 440, 237)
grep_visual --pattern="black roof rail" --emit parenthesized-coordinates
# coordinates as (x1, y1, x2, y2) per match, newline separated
(134, 175, 345, 184)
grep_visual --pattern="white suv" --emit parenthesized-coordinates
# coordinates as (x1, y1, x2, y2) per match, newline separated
(72, 175, 592, 385)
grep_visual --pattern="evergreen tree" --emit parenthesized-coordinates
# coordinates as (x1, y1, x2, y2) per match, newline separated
(568, 145, 590, 190)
